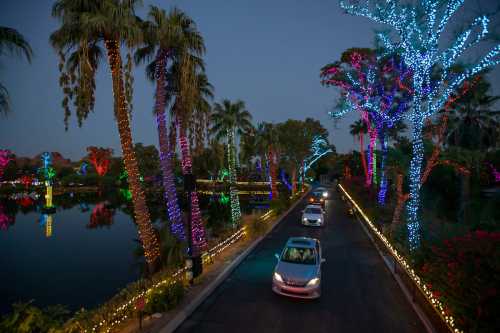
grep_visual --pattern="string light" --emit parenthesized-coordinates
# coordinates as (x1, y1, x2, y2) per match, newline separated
(154, 53, 184, 240)
(339, 184, 462, 333)
(268, 149, 279, 199)
(340, 0, 500, 250)
(77, 161, 88, 176)
(105, 39, 160, 264)
(87, 147, 113, 176)
(298, 136, 333, 185)
(322, 52, 412, 202)
(77, 206, 276, 332)
(179, 132, 207, 255)
(488, 163, 500, 182)
(227, 128, 242, 226)
(280, 169, 292, 191)
(0, 150, 12, 180)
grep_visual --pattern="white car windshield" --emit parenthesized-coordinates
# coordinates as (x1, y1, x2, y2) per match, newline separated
(305, 207, 322, 214)
(281, 247, 316, 265)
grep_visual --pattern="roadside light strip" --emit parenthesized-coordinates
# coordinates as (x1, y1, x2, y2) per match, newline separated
(82, 209, 274, 333)
(196, 179, 281, 185)
(338, 184, 461, 333)
(198, 190, 271, 195)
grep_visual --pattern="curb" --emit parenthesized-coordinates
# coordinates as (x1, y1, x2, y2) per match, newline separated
(158, 188, 311, 333)
(343, 190, 436, 333)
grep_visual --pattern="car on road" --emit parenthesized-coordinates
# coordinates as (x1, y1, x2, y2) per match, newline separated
(307, 191, 325, 207)
(316, 186, 329, 199)
(301, 205, 325, 227)
(272, 237, 325, 299)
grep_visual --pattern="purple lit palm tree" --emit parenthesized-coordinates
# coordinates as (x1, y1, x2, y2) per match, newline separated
(135, 7, 205, 240)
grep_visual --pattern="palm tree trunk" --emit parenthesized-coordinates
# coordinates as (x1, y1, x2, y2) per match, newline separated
(367, 128, 376, 185)
(178, 125, 207, 255)
(227, 128, 241, 226)
(105, 39, 160, 269)
(359, 133, 369, 186)
(269, 147, 278, 199)
(391, 173, 409, 229)
(377, 134, 388, 205)
(154, 51, 184, 239)
(291, 167, 297, 195)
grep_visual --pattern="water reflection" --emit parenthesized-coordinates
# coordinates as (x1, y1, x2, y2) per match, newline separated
(0, 190, 266, 314)
(88, 202, 115, 229)
(0, 202, 15, 230)
(39, 213, 54, 237)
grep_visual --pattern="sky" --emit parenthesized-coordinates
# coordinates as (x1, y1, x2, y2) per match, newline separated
(1, 0, 499, 160)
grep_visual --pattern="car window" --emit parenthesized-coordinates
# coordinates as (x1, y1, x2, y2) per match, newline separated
(281, 246, 316, 265)
(305, 207, 322, 214)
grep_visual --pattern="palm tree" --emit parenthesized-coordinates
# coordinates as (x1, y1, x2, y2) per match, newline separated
(135, 6, 204, 240)
(171, 53, 213, 255)
(446, 77, 500, 150)
(349, 118, 369, 185)
(211, 99, 253, 226)
(50, 0, 160, 269)
(0, 26, 33, 115)
(256, 122, 280, 199)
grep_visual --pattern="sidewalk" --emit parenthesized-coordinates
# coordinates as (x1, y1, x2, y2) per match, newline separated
(118, 190, 309, 333)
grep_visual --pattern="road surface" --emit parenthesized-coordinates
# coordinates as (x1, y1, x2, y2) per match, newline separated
(176, 187, 426, 333)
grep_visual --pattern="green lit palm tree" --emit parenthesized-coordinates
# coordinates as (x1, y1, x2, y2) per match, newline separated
(0, 26, 33, 115)
(50, 0, 160, 270)
(135, 6, 204, 240)
(211, 99, 253, 225)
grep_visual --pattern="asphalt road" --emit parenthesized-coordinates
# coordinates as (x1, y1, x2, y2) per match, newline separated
(176, 187, 426, 333)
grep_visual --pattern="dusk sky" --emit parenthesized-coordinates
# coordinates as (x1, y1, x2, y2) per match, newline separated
(1, 0, 499, 160)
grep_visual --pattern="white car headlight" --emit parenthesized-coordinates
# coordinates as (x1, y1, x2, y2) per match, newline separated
(322, 192, 328, 198)
(303, 217, 308, 222)
(306, 277, 320, 287)
(274, 272, 284, 283)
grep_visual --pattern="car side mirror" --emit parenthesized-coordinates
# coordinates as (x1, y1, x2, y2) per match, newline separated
(321, 258, 326, 264)
(275, 253, 280, 260)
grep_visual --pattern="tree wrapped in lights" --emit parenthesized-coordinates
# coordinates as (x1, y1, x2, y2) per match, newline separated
(211, 99, 253, 227)
(340, 0, 500, 250)
(134, 6, 205, 240)
(0, 149, 12, 180)
(256, 122, 280, 199)
(391, 77, 478, 227)
(179, 133, 207, 254)
(77, 161, 88, 176)
(51, 0, 161, 267)
(299, 136, 333, 184)
(87, 147, 113, 177)
(321, 49, 412, 203)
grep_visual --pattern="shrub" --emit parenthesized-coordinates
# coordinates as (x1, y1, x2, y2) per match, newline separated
(420, 231, 500, 332)
(143, 281, 185, 315)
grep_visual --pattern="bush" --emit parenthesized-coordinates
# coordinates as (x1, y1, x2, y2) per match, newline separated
(143, 281, 184, 315)
(420, 231, 500, 332)
(245, 216, 267, 238)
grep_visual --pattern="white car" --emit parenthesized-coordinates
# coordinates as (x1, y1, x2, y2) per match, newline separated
(272, 237, 325, 299)
(301, 205, 325, 227)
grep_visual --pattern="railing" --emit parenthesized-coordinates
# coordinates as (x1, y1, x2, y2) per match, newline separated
(338, 184, 461, 333)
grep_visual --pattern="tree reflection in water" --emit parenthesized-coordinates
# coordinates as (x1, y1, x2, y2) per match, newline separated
(0, 202, 15, 231)
(88, 202, 115, 229)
